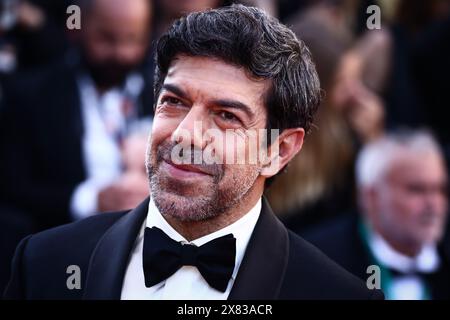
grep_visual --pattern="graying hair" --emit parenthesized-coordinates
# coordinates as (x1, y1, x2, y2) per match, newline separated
(356, 129, 444, 188)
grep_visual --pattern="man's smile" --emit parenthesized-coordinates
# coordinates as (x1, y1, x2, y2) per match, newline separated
(161, 159, 213, 180)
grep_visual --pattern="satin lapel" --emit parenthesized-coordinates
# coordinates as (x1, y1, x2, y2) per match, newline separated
(228, 197, 289, 300)
(82, 198, 149, 299)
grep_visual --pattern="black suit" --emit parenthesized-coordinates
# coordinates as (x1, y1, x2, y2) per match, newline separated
(302, 215, 450, 299)
(0, 58, 154, 230)
(4, 198, 383, 300)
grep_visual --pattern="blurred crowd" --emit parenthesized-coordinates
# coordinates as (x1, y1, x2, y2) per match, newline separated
(1, 0, 450, 299)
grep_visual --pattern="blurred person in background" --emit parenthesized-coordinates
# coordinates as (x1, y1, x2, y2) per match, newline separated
(304, 130, 450, 300)
(268, 0, 450, 232)
(334, 0, 450, 159)
(266, 0, 385, 230)
(152, 0, 226, 39)
(151, 0, 277, 41)
(0, 0, 154, 233)
(0, 0, 73, 73)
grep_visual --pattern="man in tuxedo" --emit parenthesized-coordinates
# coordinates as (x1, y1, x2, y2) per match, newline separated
(4, 5, 383, 300)
(0, 0, 154, 231)
(304, 130, 450, 299)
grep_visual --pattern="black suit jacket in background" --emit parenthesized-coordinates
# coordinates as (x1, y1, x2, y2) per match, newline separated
(4, 198, 384, 300)
(302, 214, 450, 299)
(0, 58, 154, 230)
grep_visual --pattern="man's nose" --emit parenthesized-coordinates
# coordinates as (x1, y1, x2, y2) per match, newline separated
(171, 107, 208, 150)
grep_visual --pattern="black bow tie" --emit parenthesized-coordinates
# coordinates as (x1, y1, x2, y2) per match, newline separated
(142, 227, 236, 292)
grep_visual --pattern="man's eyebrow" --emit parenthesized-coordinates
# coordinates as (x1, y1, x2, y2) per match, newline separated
(212, 99, 255, 119)
(161, 84, 255, 119)
(161, 84, 188, 100)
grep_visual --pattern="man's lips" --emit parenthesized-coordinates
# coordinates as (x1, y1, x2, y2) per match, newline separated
(162, 159, 213, 177)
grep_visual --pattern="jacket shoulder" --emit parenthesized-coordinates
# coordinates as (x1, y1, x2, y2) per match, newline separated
(4, 211, 128, 299)
(280, 230, 384, 300)
(28, 210, 127, 249)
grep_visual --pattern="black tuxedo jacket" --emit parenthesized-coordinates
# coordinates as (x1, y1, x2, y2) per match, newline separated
(303, 214, 450, 299)
(0, 59, 154, 230)
(4, 198, 383, 300)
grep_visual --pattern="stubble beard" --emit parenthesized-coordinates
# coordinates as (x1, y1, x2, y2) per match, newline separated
(146, 141, 261, 223)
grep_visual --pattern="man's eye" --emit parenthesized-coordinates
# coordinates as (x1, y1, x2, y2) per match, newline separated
(218, 111, 239, 122)
(161, 97, 183, 106)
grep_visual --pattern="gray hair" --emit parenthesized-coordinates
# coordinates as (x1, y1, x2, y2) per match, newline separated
(356, 129, 444, 188)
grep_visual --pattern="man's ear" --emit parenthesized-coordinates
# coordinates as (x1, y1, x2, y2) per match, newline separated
(260, 128, 305, 178)
(361, 186, 380, 221)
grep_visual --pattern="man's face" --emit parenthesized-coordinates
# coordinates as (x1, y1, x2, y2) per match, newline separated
(376, 151, 448, 246)
(146, 56, 270, 221)
(81, 0, 150, 88)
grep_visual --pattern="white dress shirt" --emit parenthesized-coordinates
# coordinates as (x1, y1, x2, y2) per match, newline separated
(121, 197, 262, 300)
(367, 230, 440, 300)
(70, 73, 145, 220)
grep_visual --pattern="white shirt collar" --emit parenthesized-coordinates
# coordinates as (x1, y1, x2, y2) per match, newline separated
(367, 226, 440, 274)
(143, 197, 262, 280)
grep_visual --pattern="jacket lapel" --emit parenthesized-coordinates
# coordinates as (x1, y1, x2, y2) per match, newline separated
(228, 197, 289, 299)
(82, 198, 149, 299)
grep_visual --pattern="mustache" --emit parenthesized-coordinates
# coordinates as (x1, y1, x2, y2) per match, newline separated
(156, 141, 224, 178)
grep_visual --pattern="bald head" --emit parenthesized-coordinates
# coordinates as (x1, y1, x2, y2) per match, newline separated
(81, 0, 152, 89)
(87, 0, 151, 24)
